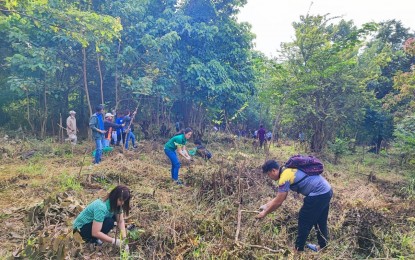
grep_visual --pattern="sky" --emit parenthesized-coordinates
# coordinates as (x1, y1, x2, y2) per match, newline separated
(238, 0, 415, 57)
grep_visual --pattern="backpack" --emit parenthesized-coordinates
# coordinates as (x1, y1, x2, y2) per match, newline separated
(284, 155, 324, 176)
(197, 147, 212, 160)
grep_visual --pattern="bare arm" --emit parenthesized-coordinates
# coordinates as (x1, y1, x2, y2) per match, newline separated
(91, 221, 115, 243)
(177, 146, 191, 160)
(256, 192, 288, 219)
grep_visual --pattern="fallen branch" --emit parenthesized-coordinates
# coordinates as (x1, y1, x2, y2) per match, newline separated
(236, 241, 285, 253)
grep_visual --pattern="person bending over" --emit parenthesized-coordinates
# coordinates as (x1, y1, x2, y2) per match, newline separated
(257, 160, 333, 252)
(73, 185, 131, 251)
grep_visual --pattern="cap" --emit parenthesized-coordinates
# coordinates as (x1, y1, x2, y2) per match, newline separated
(69, 110, 76, 114)
(105, 113, 114, 118)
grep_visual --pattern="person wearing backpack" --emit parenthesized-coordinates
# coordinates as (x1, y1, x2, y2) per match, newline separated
(194, 139, 212, 160)
(257, 157, 333, 253)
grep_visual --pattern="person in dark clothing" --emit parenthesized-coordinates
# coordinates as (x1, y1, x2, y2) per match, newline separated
(194, 139, 212, 160)
(115, 111, 125, 146)
(103, 113, 124, 147)
(124, 109, 138, 149)
(257, 160, 333, 252)
(89, 105, 106, 164)
(257, 125, 266, 148)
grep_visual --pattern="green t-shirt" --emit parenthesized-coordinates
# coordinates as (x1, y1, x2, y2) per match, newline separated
(164, 134, 187, 151)
(73, 199, 114, 230)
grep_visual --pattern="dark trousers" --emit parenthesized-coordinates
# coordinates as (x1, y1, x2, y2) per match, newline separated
(77, 216, 115, 242)
(116, 132, 126, 145)
(295, 190, 333, 251)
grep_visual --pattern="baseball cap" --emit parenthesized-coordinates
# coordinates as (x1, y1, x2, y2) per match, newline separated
(69, 110, 76, 114)
(105, 113, 114, 118)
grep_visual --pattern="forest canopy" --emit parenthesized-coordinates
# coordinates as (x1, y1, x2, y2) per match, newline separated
(1, 0, 414, 156)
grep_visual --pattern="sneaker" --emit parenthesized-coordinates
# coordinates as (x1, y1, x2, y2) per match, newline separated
(133, 145, 138, 149)
(175, 180, 184, 186)
(307, 244, 319, 252)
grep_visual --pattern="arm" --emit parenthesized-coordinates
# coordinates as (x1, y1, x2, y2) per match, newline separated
(89, 116, 106, 134)
(91, 221, 116, 244)
(176, 145, 191, 160)
(256, 191, 288, 219)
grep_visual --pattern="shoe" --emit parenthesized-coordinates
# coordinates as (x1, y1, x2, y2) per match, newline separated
(175, 180, 183, 185)
(133, 145, 138, 149)
(307, 244, 319, 252)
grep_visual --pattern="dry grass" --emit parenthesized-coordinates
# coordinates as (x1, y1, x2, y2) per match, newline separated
(0, 134, 414, 259)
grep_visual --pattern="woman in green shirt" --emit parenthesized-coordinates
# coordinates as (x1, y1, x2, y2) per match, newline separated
(73, 185, 131, 249)
(164, 128, 193, 184)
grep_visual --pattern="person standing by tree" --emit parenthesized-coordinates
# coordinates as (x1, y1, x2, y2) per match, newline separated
(89, 105, 106, 164)
(164, 128, 193, 185)
(73, 185, 130, 251)
(257, 124, 266, 149)
(115, 111, 125, 146)
(124, 109, 138, 149)
(66, 110, 77, 144)
(257, 159, 333, 252)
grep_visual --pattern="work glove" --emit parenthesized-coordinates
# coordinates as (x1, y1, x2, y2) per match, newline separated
(124, 244, 130, 253)
(112, 238, 122, 247)
(259, 204, 268, 211)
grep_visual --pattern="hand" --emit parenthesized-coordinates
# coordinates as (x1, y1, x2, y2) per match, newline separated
(259, 204, 268, 211)
(124, 244, 130, 253)
(112, 238, 122, 246)
(256, 211, 267, 219)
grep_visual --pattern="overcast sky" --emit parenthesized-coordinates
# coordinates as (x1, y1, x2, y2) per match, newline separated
(238, 0, 415, 57)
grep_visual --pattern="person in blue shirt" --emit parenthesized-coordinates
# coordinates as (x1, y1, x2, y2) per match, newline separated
(89, 105, 106, 164)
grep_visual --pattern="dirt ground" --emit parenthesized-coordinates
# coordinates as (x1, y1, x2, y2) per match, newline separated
(0, 135, 414, 259)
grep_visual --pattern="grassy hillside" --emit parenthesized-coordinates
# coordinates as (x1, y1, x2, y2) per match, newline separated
(0, 133, 414, 259)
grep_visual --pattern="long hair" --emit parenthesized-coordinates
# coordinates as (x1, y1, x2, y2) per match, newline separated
(104, 185, 131, 216)
(174, 127, 192, 136)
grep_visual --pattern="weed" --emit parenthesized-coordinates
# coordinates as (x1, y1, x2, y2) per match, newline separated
(400, 178, 415, 199)
(59, 172, 82, 191)
(17, 162, 44, 175)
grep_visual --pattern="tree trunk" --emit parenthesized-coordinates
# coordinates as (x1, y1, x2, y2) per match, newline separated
(115, 41, 121, 110)
(40, 84, 48, 139)
(82, 47, 92, 116)
(97, 52, 104, 105)
(25, 90, 35, 133)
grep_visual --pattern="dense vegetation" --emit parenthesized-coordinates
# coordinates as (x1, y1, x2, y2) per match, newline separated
(1, 0, 415, 157)
(1, 1, 415, 258)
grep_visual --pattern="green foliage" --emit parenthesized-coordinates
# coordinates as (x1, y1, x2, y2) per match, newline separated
(394, 114, 415, 160)
(59, 172, 82, 192)
(328, 138, 349, 164)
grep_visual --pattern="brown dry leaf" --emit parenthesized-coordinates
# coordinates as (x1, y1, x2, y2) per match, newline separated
(73, 231, 84, 244)
(9, 232, 23, 239)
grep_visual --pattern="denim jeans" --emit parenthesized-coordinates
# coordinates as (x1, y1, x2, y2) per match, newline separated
(103, 139, 110, 148)
(295, 190, 333, 251)
(94, 138, 105, 164)
(164, 149, 180, 181)
(125, 132, 136, 149)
